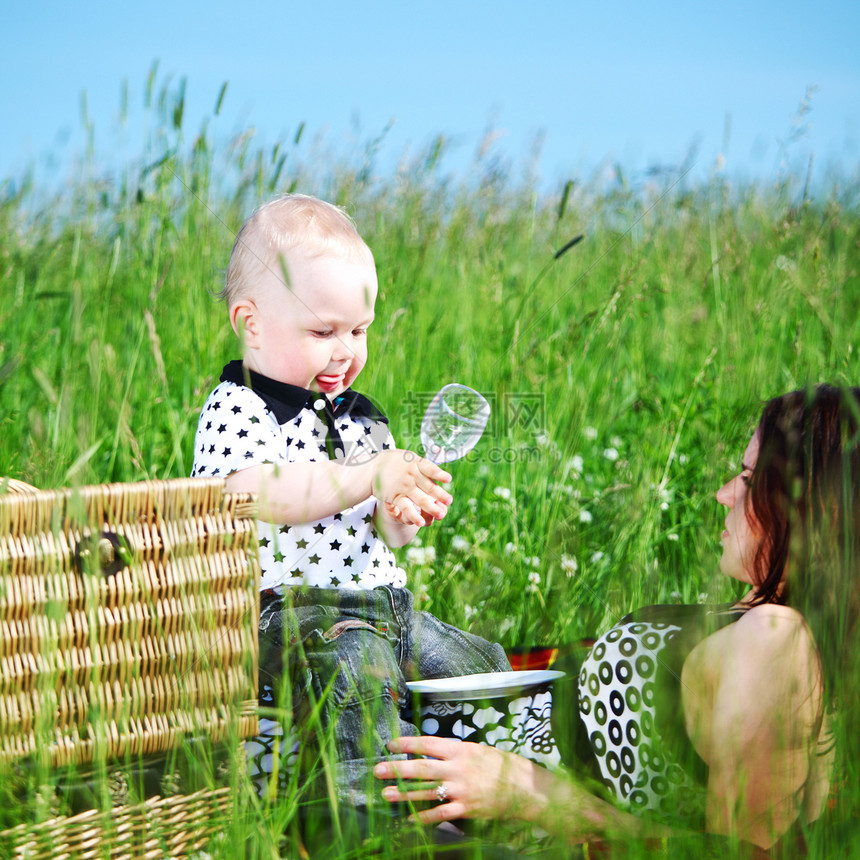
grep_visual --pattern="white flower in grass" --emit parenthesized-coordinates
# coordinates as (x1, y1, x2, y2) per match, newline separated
(528, 556, 540, 567)
(579, 509, 593, 524)
(406, 546, 436, 566)
(536, 432, 550, 447)
(610, 436, 623, 448)
(667, 533, 679, 542)
(670, 590, 682, 602)
(679, 454, 688, 465)
(654, 484, 672, 511)
(698, 592, 708, 604)
(603, 447, 619, 462)
(474, 528, 489, 545)
(584, 427, 598, 441)
(451, 535, 471, 552)
(467, 497, 478, 508)
(567, 454, 584, 475)
(561, 555, 578, 576)
(527, 570, 541, 594)
(493, 486, 512, 501)
(464, 604, 477, 622)
(590, 551, 604, 563)
(504, 541, 517, 555)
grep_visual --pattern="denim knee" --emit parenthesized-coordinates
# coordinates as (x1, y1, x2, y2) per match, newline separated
(301, 623, 409, 762)
(407, 610, 511, 679)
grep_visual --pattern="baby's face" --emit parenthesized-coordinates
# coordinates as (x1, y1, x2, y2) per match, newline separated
(243, 250, 378, 399)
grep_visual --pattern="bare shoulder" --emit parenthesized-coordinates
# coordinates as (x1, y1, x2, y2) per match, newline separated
(682, 604, 821, 761)
(690, 603, 815, 672)
(730, 603, 816, 659)
(734, 602, 810, 633)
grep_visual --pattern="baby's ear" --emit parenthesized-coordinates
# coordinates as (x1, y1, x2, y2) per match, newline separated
(230, 298, 258, 348)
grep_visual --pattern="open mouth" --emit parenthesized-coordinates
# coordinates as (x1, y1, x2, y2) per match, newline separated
(316, 374, 344, 393)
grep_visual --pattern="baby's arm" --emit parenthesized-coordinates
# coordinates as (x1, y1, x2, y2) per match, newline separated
(194, 383, 450, 539)
(225, 450, 451, 528)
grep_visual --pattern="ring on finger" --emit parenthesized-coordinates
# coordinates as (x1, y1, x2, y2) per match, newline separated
(436, 782, 449, 803)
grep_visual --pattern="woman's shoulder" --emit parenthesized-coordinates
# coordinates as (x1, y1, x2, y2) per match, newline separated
(689, 602, 816, 678)
(683, 601, 821, 741)
(731, 602, 815, 652)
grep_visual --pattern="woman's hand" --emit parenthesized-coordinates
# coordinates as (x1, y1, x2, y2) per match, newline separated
(375, 736, 667, 844)
(373, 736, 537, 824)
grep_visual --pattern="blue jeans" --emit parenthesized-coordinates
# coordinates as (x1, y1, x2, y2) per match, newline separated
(252, 586, 510, 805)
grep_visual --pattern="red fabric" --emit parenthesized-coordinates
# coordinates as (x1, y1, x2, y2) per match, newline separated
(506, 640, 596, 671)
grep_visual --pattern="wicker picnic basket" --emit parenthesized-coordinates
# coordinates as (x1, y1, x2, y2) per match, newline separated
(0, 477, 260, 858)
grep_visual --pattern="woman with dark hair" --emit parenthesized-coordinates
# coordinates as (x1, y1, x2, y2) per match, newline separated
(374, 385, 860, 854)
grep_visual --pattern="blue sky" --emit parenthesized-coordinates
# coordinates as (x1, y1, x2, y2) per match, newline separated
(3, 0, 858, 191)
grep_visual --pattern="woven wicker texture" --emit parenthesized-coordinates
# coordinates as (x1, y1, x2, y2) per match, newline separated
(0, 478, 260, 768)
(0, 477, 40, 495)
(2, 786, 235, 859)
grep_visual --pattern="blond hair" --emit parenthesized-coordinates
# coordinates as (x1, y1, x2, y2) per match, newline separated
(221, 194, 374, 307)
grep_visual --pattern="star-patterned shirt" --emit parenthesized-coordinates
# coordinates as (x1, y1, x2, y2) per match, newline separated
(192, 361, 408, 592)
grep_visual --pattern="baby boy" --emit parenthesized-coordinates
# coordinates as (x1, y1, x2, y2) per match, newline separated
(191, 194, 509, 804)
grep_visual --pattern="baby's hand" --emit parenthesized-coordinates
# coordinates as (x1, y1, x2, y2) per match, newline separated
(372, 450, 452, 527)
(382, 497, 437, 528)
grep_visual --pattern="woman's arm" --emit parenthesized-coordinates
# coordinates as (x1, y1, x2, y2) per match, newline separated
(682, 604, 825, 850)
(373, 736, 671, 844)
(376, 606, 827, 850)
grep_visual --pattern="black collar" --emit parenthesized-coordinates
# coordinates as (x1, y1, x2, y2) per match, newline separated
(220, 360, 388, 426)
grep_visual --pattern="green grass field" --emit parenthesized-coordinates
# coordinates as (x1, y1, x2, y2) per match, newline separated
(2, 80, 859, 856)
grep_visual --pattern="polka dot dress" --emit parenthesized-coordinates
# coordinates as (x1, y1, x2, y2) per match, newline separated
(578, 620, 698, 815)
